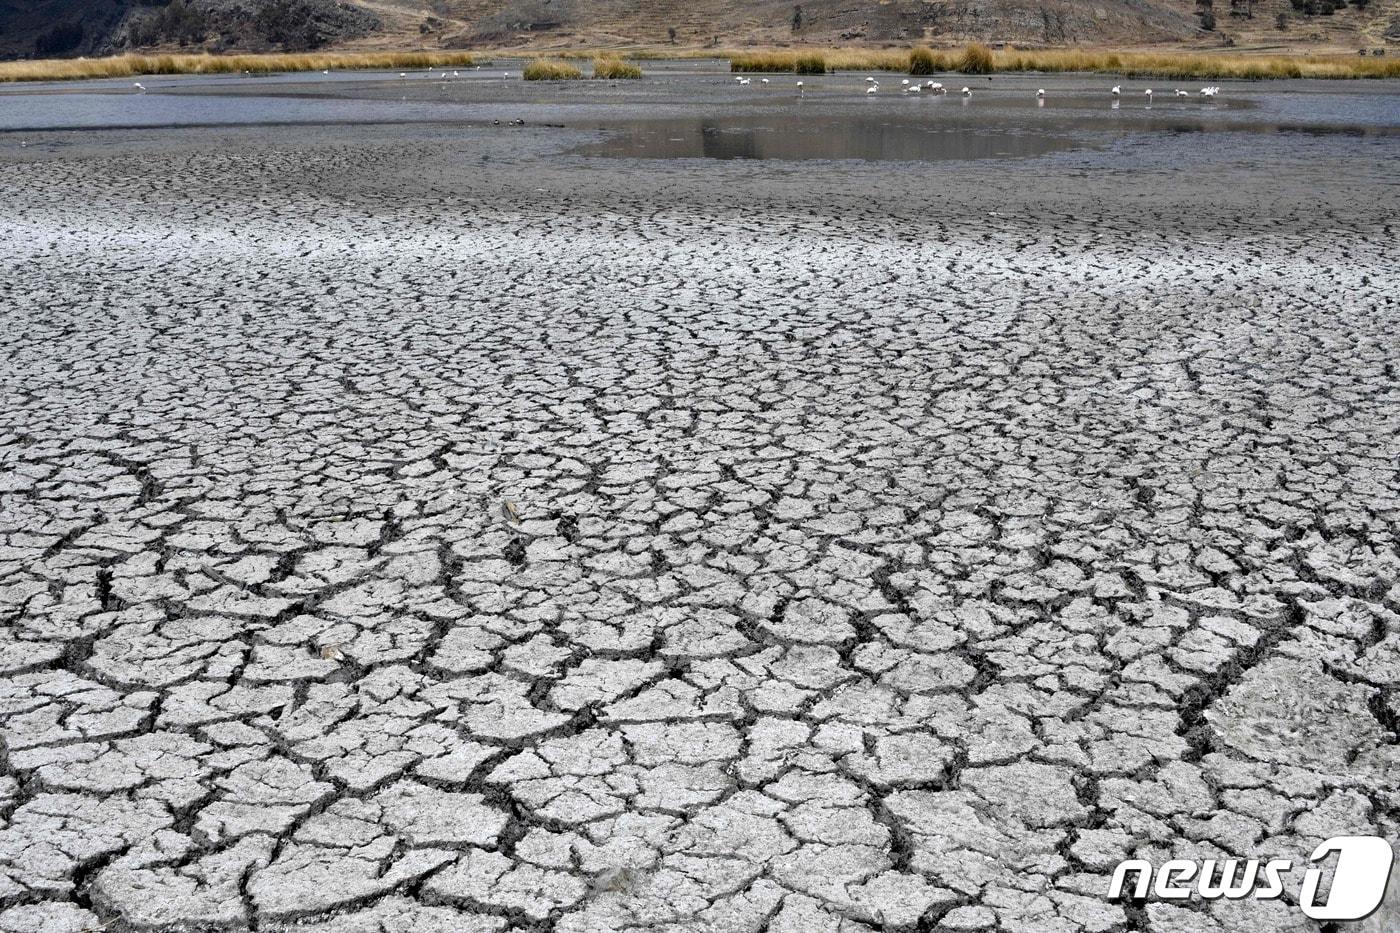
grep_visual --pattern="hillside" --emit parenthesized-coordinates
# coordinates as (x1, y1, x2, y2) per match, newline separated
(1, 0, 1394, 59)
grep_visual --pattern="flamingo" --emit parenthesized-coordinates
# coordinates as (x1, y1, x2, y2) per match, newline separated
(866, 84, 878, 94)
(1175, 88, 1189, 97)
(1144, 88, 1153, 102)
(796, 81, 804, 93)
(1036, 88, 1045, 98)
(961, 86, 971, 96)
(132, 82, 146, 93)
(1111, 85, 1121, 97)
(761, 78, 769, 84)
(866, 76, 876, 83)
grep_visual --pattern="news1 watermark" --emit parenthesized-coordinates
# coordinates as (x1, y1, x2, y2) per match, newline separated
(1109, 836, 1395, 921)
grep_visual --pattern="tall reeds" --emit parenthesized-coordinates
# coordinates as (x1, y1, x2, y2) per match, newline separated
(0, 50, 478, 83)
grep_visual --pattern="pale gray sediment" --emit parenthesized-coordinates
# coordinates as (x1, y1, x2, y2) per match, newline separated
(0, 73, 1397, 932)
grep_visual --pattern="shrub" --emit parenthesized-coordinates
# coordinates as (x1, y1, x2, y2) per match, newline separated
(523, 59, 582, 81)
(908, 46, 944, 74)
(593, 55, 641, 79)
(793, 52, 827, 74)
(957, 43, 994, 74)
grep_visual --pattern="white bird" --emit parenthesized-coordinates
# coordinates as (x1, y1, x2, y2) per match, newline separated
(1174, 88, 1188, 96)
(1144, 88, 1153, 99)
(929, 82, 945, 93)
(735, 76, 743, 82)
(453, 71, 460, 77)
(1111, 85, 1121, 96)
(1036, 88, 1045, 98)
(901, 78, 910, 85)
(866, 84, 878, 94)
(321, 70, 329, 75)
(961, 86, 971, 96)
(1201, 85, 1220, 97)
(761, 78, 769, 84)
(796, 81, 804, 91)
(906, 84, 920, 93)
(866, 76, 876, 83)
(132, 82, 146, 92)
(399, 73, 407, 78)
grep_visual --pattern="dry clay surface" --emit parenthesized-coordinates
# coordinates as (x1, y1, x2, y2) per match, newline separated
(0, 116, 1398, 933)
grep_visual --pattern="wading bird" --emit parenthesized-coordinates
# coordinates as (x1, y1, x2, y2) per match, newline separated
(866, 84, 878, 94)
(1175, 88, 1189, 97)
(132, 82, 146, 93)
(1144, 88, 1153, 101)
(1111, 85, 1121, 97)
(1036, 88, 1045, 98)
(961, 86, 971, 96)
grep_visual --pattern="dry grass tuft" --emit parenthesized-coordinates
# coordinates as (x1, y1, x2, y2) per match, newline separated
(0, 50, 477, 83)
(908, 46, 948, 75)
(958, 43, 996, 75)
(592, 55, 642, 79)
(522, 59, 582, 81)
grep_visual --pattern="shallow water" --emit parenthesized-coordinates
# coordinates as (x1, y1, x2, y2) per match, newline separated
(572, 113, 1084, 161)
(1, 61, 1396, 163)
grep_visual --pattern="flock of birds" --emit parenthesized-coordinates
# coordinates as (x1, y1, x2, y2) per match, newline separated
(128, 68, 1225, 105)
(735, 74, 1225, 101)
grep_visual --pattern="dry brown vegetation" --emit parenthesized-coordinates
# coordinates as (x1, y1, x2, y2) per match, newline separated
(729, 44, 1400, 78)
(522, 58, 582, 80)
(3, 44, 1396, 84)
(592, 55, 642, 79)
(0, 50, 477, 83)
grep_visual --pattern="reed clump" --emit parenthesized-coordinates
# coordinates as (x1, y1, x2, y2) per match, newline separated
(958, 43, 995, 74)
(0, 50, 477, 83)
(522, 59, 582, 81)
(908, 46, 949, 75)
(592, 55, 642, 79)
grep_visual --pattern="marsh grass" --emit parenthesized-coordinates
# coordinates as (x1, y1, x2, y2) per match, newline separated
(6, 44, 1396, 84)
(592, 55, 642, 79)
(728, 44, 1398, 79)
(522, 59, 582, 81)
(908, 46, 948, 76)
(0, 50, 477, 83)
(993, 48, 1400, 79)
(958, 43, 996, 75)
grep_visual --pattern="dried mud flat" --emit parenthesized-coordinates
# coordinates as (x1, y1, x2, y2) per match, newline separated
(0, 78, 1398, 933)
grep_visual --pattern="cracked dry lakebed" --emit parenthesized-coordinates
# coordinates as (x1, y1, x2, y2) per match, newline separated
(0, 61, 1398, 933)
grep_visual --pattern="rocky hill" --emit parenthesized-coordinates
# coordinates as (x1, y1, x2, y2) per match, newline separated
(1, 0, 1394, 59)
